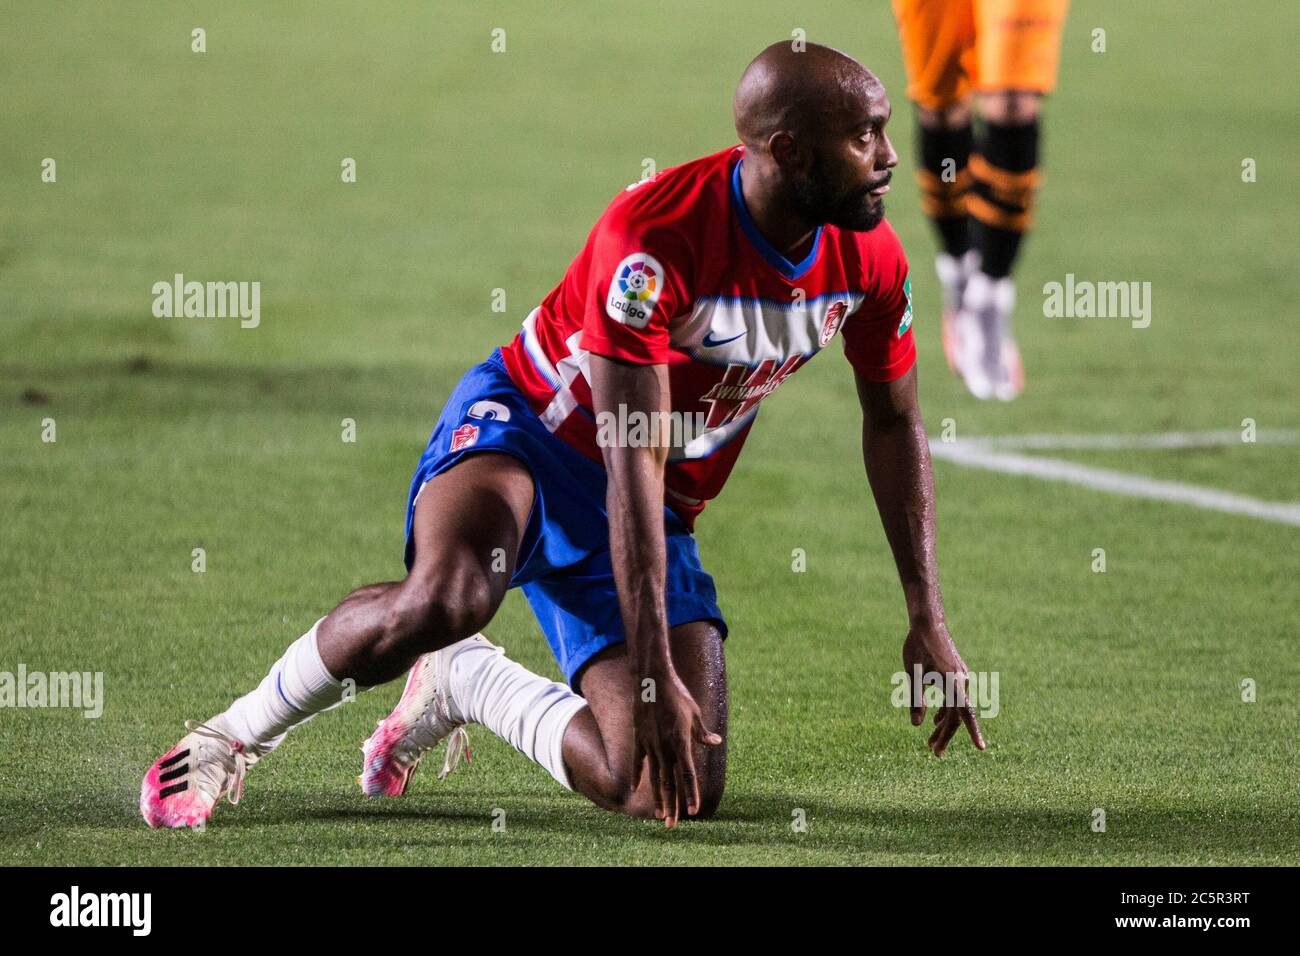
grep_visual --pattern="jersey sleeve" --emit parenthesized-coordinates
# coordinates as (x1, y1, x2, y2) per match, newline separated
(577, 211, 691, 365)
(841, 227, 916, 382)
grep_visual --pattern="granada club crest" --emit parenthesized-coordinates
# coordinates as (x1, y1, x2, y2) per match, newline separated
(819, 300, 848, 346)
(449, 423, 480, 452)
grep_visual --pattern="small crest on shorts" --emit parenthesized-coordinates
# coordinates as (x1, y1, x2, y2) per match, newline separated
(450, 423, 480, 452)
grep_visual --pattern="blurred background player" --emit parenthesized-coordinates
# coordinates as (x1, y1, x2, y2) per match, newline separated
(891, 0, 1069, 399)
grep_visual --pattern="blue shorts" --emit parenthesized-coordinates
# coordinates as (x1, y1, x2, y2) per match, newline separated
(403, 349, 727, 686)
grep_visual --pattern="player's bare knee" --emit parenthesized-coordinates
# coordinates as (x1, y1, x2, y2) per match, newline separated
(692, 775, 725, 820)
(918, 100, 972, 130)
(681, 763, 726, 820)
(979, 90, 1041, 125)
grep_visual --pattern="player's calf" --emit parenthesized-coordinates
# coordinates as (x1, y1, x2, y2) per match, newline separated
(324, 563, 500, 687)
(961, 97, 1042, 400)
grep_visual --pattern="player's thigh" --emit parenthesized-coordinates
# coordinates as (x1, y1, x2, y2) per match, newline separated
(578, 620, 728, 785)
(973, 0, 1069, 97)
(894, 0, 977, 112)
(404, 451, 535, 622)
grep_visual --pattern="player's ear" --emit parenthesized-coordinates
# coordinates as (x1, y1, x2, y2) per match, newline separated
(767, 131, 802, 172)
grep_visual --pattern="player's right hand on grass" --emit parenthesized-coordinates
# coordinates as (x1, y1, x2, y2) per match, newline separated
(902, 623, 987, 758)
(632, 665, 722, 828)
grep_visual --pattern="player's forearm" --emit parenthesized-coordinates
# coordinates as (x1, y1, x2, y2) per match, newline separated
(605, 448, 673, 671)
(861, 408, 945, 625)
(589, 354, 676, 674)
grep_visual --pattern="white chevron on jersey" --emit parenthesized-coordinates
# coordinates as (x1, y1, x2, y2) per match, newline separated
(521, 307, 561, 388)
(671, 407, 757, 461)
(675, 291, 866, 365)
(527, 320, 757, 463)
(539, 330, 590, 432)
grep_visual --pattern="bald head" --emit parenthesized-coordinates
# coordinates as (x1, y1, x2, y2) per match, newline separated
(730, 41, 896, 234)
(734, 41, 881, 150)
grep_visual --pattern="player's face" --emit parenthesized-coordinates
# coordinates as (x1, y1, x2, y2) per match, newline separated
(792, 88, 897, 232)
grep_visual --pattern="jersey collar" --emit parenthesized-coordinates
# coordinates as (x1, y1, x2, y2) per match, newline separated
(730, 157, 824, 281)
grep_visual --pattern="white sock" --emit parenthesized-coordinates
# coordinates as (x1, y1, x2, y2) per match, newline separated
(446, 640, 588, 790)
(218, 618, 352, 756)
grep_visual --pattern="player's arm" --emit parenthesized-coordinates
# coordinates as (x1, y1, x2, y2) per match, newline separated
(588, 354, 722, 827)
(854, 365, 986, 757)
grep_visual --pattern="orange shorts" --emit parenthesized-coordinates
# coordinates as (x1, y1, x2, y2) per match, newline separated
(892, 0, 1069, 110)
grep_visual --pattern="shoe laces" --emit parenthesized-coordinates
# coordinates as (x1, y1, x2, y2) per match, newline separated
(437, 726, 472, 780)
(183, 719, 251, 806)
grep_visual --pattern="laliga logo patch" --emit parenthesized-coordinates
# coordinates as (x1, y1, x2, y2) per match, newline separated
(819, 300, 848, 347)
(606, 252, 664, 329)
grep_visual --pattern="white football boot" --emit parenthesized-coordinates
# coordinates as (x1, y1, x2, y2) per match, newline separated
(358, 634, 494, 796)
(955, 270, 1021, 401)
(140, 716, 267, 828)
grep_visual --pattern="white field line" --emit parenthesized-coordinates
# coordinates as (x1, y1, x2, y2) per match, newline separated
(956, 429, 1300, 451)
(929, 432, 1300, 527)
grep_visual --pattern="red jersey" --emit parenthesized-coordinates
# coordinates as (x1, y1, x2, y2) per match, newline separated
(499, 145, 915, 529)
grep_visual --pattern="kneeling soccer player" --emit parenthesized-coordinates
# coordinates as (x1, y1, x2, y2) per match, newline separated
(141, 41, 985, 831)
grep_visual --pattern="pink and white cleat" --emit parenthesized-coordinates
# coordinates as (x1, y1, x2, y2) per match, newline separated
(358, 635, 491, 797)
(140, 717, 259, 828)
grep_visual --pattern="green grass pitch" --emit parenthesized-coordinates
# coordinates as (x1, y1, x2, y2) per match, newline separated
(1, 1, 1296, 865)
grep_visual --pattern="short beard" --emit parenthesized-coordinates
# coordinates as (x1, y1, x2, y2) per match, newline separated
(791, 152, 885, 232)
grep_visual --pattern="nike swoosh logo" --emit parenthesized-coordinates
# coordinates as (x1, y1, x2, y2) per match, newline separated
(701, 330, 745, 348)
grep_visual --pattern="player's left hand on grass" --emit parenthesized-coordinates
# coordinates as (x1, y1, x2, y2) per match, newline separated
(631, 665, 722, 828)
(902, 623, 986, 758)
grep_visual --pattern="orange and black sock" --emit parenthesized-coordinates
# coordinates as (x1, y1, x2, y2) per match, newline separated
(968, 120, 1040, 279)
(915, 122, 974, 258)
